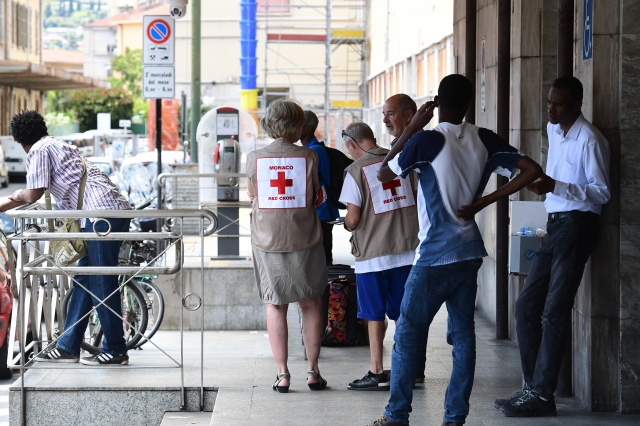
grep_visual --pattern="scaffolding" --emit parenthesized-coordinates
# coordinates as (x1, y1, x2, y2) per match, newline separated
(261, 0, 367, 147)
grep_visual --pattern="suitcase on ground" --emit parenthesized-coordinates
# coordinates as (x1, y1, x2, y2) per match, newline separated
(321, 265, 368, 347)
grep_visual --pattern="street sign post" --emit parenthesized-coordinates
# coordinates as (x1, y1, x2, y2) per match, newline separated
(143, 16, 175, 65)
(143, 66, 175, 99)
(143, 15, 175, 98)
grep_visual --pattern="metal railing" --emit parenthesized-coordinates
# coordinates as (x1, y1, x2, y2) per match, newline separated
(5, 204, 218, 424)
(159, 171, 254, 260)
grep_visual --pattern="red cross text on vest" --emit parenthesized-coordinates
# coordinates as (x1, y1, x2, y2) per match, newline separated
(270, 172, 294, 194)
(382, 179, 402, 196)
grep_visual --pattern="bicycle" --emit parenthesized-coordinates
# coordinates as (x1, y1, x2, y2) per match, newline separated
(60, 239, 164, 354)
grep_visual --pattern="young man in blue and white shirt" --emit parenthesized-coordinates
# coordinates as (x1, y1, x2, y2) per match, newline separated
(368, 74, 543, 426)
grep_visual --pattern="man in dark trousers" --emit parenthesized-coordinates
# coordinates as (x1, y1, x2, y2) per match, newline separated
(496, 76, 610, 417)
(300, 110, 340, 265)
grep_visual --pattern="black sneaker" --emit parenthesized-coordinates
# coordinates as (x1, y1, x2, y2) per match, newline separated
(367, 416, 406, 426)
(499, 389, 557, 417)
(34, 347, 79, 363)
(348, 370, 390, 391)
(80, 352, 129, 366)
(493, 383, 531, 409)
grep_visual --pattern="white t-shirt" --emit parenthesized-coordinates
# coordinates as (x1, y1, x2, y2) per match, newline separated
(339, 173, 415, 274)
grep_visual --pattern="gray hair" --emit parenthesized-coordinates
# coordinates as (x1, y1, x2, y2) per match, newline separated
(260, 98, 305, 141)
(345, 122, 375, 144)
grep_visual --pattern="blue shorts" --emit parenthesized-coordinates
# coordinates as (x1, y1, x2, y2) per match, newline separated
(356, 265, 412, 321)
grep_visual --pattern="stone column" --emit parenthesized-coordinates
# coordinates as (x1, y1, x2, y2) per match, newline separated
(573, 0, 624, 411)
(617, 0, 640, 413)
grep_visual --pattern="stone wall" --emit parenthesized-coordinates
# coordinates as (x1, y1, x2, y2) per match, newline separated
(453, 0, 639, 412)
(155, 263, 266, 331)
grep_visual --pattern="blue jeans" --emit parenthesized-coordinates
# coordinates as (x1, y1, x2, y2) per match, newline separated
(515, 211, 599, 397)
(383, 259, 482, 424)
(57, 217, 130, 356)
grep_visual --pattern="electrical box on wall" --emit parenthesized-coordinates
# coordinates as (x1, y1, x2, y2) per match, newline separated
(510, 235, 543, 275)
(509, 201, 547, 276)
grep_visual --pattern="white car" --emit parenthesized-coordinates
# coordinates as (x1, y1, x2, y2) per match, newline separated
(86, 156, 116, 177)
(0, 136, 26, 183)
(116, 151, 185, 208)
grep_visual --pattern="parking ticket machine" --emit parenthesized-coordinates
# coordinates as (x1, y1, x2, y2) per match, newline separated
(214, 108, 241, 257)
(214, 138, 241, 201)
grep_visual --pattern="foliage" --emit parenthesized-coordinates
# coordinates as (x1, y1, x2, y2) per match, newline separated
(44, 112, 74, 126)
(70, 88, 133, 132)
(109, 48, 143, 99)
(46, 90, 75, 114)
(43, 1, 108, 29)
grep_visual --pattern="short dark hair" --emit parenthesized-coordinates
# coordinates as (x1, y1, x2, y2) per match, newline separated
(437, 74, 473, 110)
(552, 76, 583, 102)
(10, 110, 49, 145)
(303, 110, 319, 132)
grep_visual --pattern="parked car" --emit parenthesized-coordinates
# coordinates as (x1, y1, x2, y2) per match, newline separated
(0, 144, 9, 188)
(0, 136, 26, 183)
(114, 151, 184, 208)
(86, 156, 116, 178)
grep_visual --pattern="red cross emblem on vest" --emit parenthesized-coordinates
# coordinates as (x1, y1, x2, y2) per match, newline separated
(382, 179, 402, 196)
(270, 172, 293, 194)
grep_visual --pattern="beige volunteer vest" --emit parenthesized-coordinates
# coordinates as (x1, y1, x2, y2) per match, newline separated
(246, 139, 323, 252)
(346, 147, 419, 261)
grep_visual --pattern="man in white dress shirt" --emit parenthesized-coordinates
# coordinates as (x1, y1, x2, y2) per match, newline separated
(497, 76, 611, 417)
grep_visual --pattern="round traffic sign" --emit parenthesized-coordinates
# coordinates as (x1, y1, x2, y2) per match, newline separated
(147, 19, 171, 44)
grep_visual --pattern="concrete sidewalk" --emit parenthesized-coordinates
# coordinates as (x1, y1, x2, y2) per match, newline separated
(4, 305, 640, 425)
(204, 306, 640, 426)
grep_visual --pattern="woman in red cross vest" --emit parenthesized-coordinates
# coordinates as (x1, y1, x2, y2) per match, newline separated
(246, 98, 328, 393)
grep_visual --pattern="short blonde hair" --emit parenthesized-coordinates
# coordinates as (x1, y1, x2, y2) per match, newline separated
(260, 98, 305, 141)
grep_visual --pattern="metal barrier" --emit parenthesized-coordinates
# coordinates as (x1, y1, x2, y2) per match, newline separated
(159, 171, 253, 260)
(5, 204, 218, 424)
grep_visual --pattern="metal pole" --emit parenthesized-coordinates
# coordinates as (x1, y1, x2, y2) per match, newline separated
(190, 0, 201, 162)
(556, 0, 575, 397)
(181, 91, 188, 163)
(465, 0, 477, 124)
(325, 0, 331, 145)
(496, 0, 510, 341)
(156, 99, 163, 235)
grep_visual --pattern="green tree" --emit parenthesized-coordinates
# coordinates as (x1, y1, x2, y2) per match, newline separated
(109, 48, 143, 99)
(70, 88, 133, 132)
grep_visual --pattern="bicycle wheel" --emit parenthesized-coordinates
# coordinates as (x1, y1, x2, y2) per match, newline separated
(61, 282, 149, 354)
(134, 279, 165, 348)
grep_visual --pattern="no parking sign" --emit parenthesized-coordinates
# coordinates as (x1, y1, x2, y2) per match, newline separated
(143, 15, 175, 65)
(143, 15, 175, 99)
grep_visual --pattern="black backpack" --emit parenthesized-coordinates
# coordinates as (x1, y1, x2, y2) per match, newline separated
(321, 142, 353, 210)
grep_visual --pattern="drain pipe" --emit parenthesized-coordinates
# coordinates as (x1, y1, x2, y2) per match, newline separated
(465, 0, 477, 125)
(495, 0, 510, 340)
(555, 0, 574, 398)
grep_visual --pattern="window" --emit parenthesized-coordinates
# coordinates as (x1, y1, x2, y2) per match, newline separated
(257, 0, 290, 14)
(13, 2, 31, 50)
(417, 57, 424, 97)
(427, 52, 436, 94)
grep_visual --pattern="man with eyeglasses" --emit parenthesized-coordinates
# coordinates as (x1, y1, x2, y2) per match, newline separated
(339, 122, 419, 392)
(300, 110, 340, 265)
